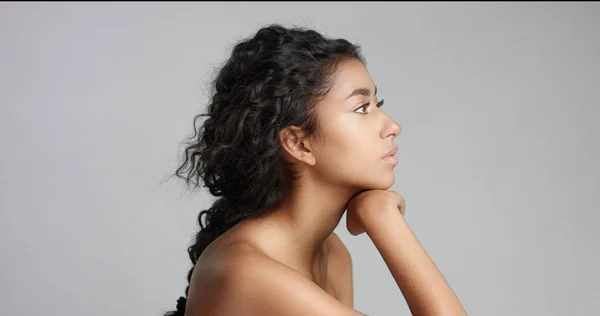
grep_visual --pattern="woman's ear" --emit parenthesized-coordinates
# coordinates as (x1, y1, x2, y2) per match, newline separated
(279, 126, 316, 166)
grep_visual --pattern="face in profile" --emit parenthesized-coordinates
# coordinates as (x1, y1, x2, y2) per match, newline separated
(309, 58, 402, 191)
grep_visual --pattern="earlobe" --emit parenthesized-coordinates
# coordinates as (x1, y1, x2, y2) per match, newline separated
(304, 151, 316, 166)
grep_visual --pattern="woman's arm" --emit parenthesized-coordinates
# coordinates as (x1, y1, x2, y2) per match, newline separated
(365, 207, 466, 315)
(351, 191, 467, 316)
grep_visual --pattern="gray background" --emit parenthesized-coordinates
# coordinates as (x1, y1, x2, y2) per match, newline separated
(1, 2, 598, 315)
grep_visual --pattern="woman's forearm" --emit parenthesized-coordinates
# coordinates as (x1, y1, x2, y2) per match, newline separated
(363, 207, 467, 316)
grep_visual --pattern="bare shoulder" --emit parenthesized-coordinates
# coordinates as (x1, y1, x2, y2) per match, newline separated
(326, 232, 352, 262)
(186, 241, 364, 316)
(324, 232, 354, 307)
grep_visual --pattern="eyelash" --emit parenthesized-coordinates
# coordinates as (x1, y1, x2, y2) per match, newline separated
(355, 99, 385, 114)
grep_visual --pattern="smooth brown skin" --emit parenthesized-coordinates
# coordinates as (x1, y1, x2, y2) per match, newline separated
(184, 58, 467, 315)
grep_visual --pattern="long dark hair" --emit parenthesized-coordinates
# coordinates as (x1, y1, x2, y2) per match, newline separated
(164, 24, 364, 316)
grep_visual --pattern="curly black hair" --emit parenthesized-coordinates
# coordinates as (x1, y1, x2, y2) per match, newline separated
(164, 23, 365, 316)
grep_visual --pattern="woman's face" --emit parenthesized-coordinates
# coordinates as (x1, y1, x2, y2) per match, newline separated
(309, 58, 402, 190)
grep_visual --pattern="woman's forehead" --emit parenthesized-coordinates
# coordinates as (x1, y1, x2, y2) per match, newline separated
(328, 59, 376, 99)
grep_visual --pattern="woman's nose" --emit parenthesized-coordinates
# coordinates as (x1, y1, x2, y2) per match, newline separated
(382, 117, 402, 139)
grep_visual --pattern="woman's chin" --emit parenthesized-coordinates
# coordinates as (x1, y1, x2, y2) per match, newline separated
(365, 173, 395, 191)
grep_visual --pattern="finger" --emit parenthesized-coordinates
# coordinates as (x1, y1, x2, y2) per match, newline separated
(394, 192, 404, 205)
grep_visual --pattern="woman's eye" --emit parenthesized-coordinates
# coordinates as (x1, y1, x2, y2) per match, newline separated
(355, 103, 369, 114)
(354, 99, 384, 114)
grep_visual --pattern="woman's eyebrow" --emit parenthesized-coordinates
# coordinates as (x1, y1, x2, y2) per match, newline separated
(345, 85, 377, 100)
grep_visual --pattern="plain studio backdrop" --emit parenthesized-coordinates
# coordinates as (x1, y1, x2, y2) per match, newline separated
(1, 2, 599, 316)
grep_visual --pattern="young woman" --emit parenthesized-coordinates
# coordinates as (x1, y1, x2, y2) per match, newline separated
(164, 24, 466, 316)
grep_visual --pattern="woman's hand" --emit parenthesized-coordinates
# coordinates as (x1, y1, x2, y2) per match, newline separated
(345, 189, 406, 236)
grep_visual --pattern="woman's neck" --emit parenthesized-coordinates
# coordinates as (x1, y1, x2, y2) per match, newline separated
(255, 179, 359, 276)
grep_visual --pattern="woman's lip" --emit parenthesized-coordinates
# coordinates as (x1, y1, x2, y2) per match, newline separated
(383, 145, 398, 158)
(382, 155, 398, 165)
(382, 146, 398, 165)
